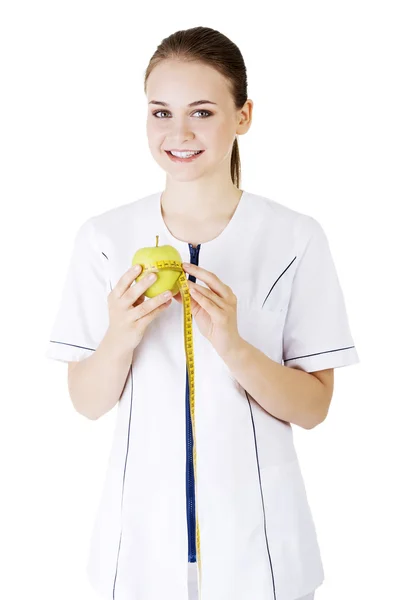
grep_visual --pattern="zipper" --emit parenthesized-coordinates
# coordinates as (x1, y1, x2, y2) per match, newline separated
(186, 242, 201, 562)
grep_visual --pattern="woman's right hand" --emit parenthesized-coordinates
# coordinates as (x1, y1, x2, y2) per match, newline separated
(106, 264, 173, 353)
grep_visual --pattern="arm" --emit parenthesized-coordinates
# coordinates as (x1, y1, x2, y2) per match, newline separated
(221, 338, 334, 429)
(68, 329, 133, 420)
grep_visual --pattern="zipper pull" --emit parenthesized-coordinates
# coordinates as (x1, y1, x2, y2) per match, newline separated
(188, 243, 200, 259)
(188, 243, 196, 261)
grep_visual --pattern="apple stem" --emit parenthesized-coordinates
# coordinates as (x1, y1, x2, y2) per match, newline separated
(156, 235, 159, 247)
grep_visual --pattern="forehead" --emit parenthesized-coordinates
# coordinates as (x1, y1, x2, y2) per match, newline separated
(146, 59, 231, 105)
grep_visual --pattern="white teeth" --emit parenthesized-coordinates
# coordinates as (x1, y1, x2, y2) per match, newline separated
(170, 150, 201, 158)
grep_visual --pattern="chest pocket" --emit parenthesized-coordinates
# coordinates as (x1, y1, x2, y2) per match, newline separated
(234, 257, 296, 361)
(236, 301, 286, 362)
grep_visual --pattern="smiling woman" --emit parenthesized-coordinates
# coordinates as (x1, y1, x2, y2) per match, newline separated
(45, 24, 359, 600)
(144, 32, 252, 217)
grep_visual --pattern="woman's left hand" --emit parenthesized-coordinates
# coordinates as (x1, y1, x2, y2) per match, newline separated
(172, 262, 243, 359)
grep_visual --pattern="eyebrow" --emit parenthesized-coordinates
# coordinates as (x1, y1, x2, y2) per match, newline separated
(148, 99, 217, 107)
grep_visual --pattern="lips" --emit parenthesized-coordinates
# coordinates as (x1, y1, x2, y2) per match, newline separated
(165, 150, 205, 163)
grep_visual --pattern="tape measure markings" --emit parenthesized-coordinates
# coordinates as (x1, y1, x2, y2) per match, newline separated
(140, 259, 202, 596)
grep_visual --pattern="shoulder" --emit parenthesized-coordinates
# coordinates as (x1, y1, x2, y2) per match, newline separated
(66, 193, 159, 267)
(90, 191, 157, 231)
(245, 190, 323, 251)
(75, 192, 159, 252)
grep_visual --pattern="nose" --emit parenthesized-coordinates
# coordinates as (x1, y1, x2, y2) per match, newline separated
(167, 116, 196, 145)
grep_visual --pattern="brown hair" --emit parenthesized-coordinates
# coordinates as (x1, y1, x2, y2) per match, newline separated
(144, 26, 248, 189)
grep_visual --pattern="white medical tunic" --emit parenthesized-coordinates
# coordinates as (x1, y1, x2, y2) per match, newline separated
(45, 190, 360, 600)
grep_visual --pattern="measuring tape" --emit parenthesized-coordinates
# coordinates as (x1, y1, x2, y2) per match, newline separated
(138, 251, 203, 597)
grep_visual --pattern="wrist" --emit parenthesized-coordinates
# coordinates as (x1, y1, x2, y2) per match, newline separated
(101, 328, 134, 363)
(218, 335, 248, 364)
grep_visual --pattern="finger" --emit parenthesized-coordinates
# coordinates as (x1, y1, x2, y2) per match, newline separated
(182, 264, 230, 299)
(173, 289, 199, 312)
(134, 297, 173, 329)
(189, 281, 226, 309)
(189, 286, 221, 316)
(112, 265, 143, 299)
(123, 272, 159, 309)
(129, 288, 172, 320)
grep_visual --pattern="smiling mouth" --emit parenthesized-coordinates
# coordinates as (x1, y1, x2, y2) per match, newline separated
(165, 150, 205, 162)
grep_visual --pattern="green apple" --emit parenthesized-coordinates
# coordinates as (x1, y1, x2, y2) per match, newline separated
(132, 235, 183, 298)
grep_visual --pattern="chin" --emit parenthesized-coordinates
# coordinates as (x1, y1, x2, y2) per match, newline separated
(165, 171, 206, 183)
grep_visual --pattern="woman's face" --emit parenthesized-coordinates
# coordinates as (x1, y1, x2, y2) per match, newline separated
(146, 59, 247, 182)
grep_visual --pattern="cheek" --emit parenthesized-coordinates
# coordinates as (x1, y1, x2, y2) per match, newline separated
(210, 122, 236, 153)
(146, 129, 165, 155)
(146, 117, 165, 139)
(211, 119, 229, 137)
(146, 117, 154, 134)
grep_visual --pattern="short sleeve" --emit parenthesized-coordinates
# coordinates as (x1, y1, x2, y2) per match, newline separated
(45, 217, 110, 363)
(282, 217, 360, 372)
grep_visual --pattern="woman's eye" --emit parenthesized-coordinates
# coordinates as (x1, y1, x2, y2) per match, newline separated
(153, 110, 170, 118)
(152, 110, 212, 119)
(193, 110, 212, 118)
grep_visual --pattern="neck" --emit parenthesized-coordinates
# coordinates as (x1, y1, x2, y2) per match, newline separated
(161, 180, 243, 221)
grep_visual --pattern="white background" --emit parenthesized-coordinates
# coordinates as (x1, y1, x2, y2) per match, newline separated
(1, 1, 399, 599)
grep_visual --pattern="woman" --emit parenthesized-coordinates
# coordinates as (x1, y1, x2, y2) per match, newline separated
(46, 26, 359, 600)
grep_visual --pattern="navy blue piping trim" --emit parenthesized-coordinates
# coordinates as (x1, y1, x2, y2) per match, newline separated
(49, 340, 95, 352)
(100, 251, 112, 292)
(245, 390, 277, 600)
(262, 256, 297, 309)
(187, 243, 200, 562)
(285, 345, 355, 362)
(113, 362, 134, 598)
